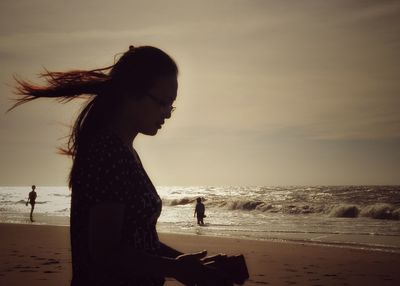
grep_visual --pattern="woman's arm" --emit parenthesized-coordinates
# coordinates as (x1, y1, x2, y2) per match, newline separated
(89, 202, 174, 275)
(88, 202, 211, 285)
(157, 242, 183, 258)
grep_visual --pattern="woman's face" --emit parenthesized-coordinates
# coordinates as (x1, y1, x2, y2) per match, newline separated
(121, 75, 178, 136)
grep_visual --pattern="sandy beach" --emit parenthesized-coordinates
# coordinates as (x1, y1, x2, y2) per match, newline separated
(0, 223, 399, 286)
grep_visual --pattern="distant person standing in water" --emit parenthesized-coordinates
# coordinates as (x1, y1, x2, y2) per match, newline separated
(194, 197, 206, 225)
(26, 185, 37, 222)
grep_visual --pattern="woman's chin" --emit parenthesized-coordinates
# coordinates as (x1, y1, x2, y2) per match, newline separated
(141, 128, 159, 136)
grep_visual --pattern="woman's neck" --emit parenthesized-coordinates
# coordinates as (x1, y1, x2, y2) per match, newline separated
(106, 120, 138, 148)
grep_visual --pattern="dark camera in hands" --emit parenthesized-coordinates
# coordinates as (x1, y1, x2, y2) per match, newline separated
(204, 254, 249, 285)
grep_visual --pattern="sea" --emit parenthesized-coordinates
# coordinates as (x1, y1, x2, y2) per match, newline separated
(1, 185, 400, 253)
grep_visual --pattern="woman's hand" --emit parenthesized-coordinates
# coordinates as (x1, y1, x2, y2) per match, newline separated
(173, 250, 208, 285)
(201, 253, 227, 264)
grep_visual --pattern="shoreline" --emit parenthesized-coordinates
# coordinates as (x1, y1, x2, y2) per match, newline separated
(4, 213, 400, 253)
(1, 223, 400, 285)
(2, 216, 400, 254)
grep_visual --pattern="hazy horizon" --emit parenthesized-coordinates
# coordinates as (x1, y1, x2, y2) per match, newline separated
(1, 0, 399, 186)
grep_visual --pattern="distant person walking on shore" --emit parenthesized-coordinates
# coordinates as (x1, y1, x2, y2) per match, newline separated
(26, 185, 37, 222)
(194, 197, 206, 225)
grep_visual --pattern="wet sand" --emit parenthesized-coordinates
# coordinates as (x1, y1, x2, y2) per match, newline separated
(0, 223, 399, 286)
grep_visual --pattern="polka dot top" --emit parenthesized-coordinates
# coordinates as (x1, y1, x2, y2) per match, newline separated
(70, 131, 164, 286)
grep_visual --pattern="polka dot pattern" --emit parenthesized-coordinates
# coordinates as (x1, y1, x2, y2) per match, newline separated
(70, 131, 164, 285)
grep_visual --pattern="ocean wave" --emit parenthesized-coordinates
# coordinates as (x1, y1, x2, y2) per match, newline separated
(211, 199, 400, 220)
(167, 197, 197, 206)
(15, 200, 48, 205)
(52, 194, 71, 197)
(329, 205, 359, 218)
(282, 204, 322, 215)
(360, 203, 399, 220)
(226, 200, 264, 211)
(221, 200, 323, 214)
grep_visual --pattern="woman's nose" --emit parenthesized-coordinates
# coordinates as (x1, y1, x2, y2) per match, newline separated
(163, 107, 172, 119)
(163, 106, 175, 119)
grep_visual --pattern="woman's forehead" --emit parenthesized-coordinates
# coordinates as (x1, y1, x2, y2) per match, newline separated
(149, 75, 178, 99)
(154, 75, 178, 89)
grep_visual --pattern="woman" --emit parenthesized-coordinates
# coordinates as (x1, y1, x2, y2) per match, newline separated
(10, 46, 232, 286)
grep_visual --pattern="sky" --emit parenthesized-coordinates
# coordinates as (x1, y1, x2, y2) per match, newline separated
(0, 0, 399, 186)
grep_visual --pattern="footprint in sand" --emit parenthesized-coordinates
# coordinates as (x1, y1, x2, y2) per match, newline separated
(324, 273, 337, 277)
(43, 270, 59, 273)
(42, 259, 60, 265)
(13, 265, 36, 270)
(248, 279, 269, 285)
(35, 257, 46, 261)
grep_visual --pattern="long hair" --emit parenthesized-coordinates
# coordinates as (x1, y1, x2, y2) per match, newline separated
(9, 45, 178, 187)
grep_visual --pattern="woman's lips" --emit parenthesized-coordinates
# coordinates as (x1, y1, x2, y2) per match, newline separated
(157, 121, 165, 129)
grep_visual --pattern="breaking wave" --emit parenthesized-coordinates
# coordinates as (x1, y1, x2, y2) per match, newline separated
(167, 197, 197, 206)
(329, 205, 359, 218)
(226, 200, 264, 211)
(360, 203, 400, 220)
(191, 198, 400, 220)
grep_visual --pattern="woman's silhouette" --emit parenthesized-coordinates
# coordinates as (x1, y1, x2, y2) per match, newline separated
(9, 45, 233, 286)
